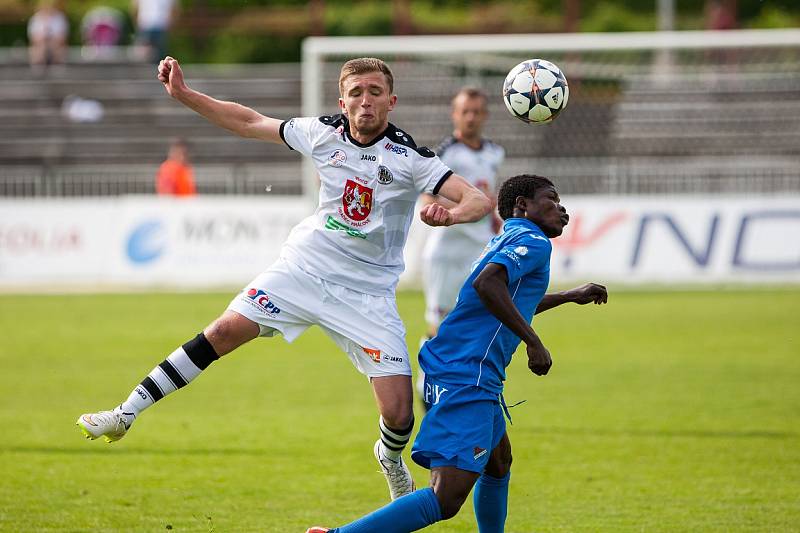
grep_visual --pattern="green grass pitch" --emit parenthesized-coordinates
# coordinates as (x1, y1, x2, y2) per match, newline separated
(0, 288, 798, 532)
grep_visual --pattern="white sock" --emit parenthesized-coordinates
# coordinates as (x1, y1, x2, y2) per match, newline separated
(116, 342, 214, 425)
(379, 416, 413, 462)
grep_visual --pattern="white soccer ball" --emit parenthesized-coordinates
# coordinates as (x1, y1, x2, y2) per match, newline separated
(503, 59, 569, 124)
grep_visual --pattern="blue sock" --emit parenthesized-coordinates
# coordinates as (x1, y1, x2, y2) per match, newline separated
(330, 487, 442, 533)
(473, 472, 510, 533)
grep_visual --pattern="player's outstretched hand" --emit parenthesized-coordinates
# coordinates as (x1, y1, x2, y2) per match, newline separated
(157, 56, 187, 97)
(567, 283, 608, 305)
(420, 202, 455, 227)
(526, 339, 552, 376)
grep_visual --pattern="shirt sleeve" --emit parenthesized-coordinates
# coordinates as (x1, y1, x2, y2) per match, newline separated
(489, 232, 551, 284)
(413, 149, 453, 194)
(279, 117, 319, 157)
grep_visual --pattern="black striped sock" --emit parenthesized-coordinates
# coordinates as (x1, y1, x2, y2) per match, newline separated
(379, 416, 414, 461)
(118, 333, 218, 421)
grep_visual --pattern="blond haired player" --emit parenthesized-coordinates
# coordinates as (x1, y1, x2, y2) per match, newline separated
(77, 57, 491, 501)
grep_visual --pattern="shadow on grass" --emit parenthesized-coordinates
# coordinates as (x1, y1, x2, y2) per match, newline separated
(519, 426, 797, 440)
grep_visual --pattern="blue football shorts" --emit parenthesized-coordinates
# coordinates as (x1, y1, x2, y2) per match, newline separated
(411, 374, 506, 473)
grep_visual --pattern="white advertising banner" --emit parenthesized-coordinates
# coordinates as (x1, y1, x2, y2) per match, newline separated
(1, 195, 798, 290)
(0, 197, 309, 288)
(403, 195, 800, 286)
(548, 195, 800, 284)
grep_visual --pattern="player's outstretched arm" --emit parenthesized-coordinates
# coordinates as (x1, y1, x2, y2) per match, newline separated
(534, 283, 608, 315)
(472, 263, 552, 376)
(157, 56, 283, 143)
(420, 174, 491, 227)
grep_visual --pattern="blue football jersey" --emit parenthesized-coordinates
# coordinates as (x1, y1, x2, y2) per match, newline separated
(419, 217, 552, 394)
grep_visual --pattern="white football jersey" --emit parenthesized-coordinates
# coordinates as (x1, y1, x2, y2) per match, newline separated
(279, 114, 453, 296)
(425, 136, 505, 257)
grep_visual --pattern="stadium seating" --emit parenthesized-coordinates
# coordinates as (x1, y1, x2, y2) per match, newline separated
(1, 52, 798, 196)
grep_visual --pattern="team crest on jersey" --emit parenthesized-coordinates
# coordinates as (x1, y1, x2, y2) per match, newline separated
(377, 165, 393, 185)
(340, 179, 373, 223)
(328, 149, 346, 167)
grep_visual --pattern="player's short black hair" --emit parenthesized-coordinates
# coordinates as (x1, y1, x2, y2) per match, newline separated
(497, 174, 555, 220)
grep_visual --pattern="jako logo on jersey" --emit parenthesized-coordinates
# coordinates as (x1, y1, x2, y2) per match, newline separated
(340, 179, 373, 222)
(514, 246, 528, 256)
(360, 154, 376, 161)
(384, 142, 408, 157)
(377, 165, 394, 185)
(473, 447, 488, 460)
(126, 220, 166, 265)
(328, 150, 346, 167)
(363, 347, 381, 363)
(245, 288, 281, 315)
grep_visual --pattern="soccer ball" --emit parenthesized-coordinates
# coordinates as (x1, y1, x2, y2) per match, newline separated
(503, 59, 569, 124)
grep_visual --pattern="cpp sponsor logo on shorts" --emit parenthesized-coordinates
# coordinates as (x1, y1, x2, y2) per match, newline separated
(245, 288, 281, 315)
(384, 142, 408, 157)
(328, 149, 347, 167)
(126, 220, 166, 265)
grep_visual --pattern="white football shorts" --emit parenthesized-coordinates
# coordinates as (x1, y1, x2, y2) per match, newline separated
(422, 240, 485, 327)
(227, 258, 410, 378)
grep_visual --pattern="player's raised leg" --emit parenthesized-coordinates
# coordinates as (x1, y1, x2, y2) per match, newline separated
(76, 310, 259, 442)
(371, 374, 416, 499)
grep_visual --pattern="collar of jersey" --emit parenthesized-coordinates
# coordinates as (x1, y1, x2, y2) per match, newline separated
(453, 135, 484, 151)
(504, 217, 545, 235)
(342, 116, 391, 148)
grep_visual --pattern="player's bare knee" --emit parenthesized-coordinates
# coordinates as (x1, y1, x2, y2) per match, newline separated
(485, 435, 512, 478)
(372, 375, 414, 428)
(432, 485, 469, 521)
(203, 312, 258, 356)
(379, 405, 413, 430)
(431, 468, 476, 521)
(484, 453, 512, 478)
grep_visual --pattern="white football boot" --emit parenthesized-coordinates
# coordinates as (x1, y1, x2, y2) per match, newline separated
(374, 439, 416, 500)
(76, 410, 130, 443)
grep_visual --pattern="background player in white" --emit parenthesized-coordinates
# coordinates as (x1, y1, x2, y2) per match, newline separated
(76, 56, 491, 501)
(422, 87, 505, 338)
(418, 87, 505, 407)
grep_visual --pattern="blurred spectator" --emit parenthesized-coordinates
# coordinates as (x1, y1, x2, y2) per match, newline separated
(27, 0, 69, 69)
(61, 95, 105, 123)
(132, 0, 178, 63)
(706, 0, 737, 30)
(156, 138, 197, 196)
(81, 6, 125, 59)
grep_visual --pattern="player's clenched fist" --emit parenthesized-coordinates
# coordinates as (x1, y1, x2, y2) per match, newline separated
(420, 202, 455, 227)
(157, 56, 186, 97)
